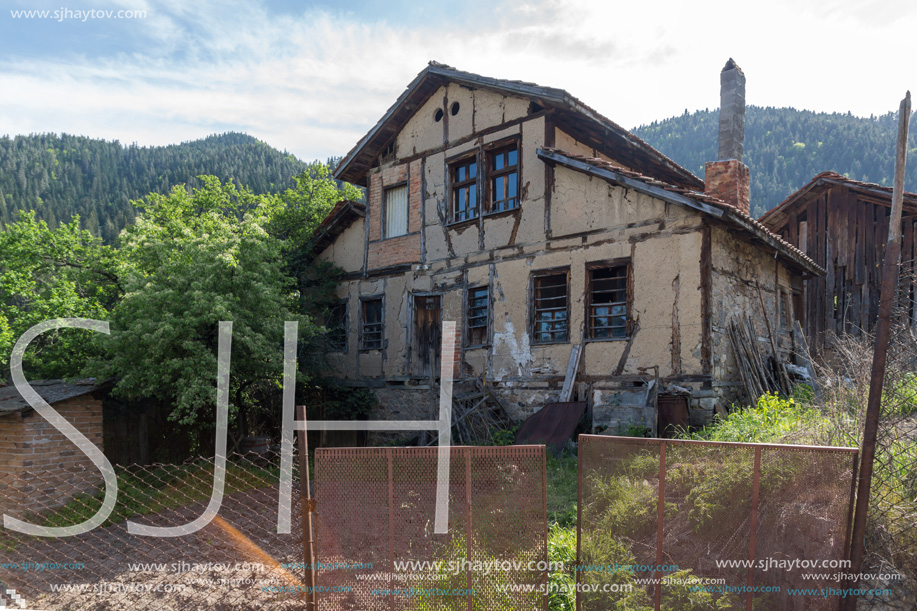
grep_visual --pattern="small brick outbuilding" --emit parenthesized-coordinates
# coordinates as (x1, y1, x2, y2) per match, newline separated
(0, 379, 108, 519)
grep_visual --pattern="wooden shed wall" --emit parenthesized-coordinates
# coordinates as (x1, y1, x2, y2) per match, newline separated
(774, 184, 917, 352)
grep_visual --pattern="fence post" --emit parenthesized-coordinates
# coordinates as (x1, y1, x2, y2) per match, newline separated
(745, 446, 762, 611)
(542, 446, 549, 611)
(388, 448, 395, 611)
(653, 440, 667, 611)
(296, 404, 317, 610)
(845, 92, 911, 611)
(575, 438, 584, 611)
(466, 448, 473, 610)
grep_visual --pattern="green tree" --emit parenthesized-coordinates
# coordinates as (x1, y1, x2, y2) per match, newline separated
(0, 211, 122, 381)
(269, 161, 362, 250)
(94, 177, 312, 436)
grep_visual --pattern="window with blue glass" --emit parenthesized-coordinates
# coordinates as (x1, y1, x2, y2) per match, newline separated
(466, 286, 489, 347)
(451, 157, 478, 222)
(487, 145, 518, 213)
(532, 271, 569, 344)
(587, 265, 629, 339)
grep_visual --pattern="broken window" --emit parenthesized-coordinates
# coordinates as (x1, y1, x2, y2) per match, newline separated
(587, 265, 628, 339)
(487, 145, 518, 213)
(384, 184, 408, 238)
(360, 297, 383, 350)
(326, 300, 348, 352)
(533, 271, 569, 344)
(451, 156, 478, 222)
(466, 286, 489, 347)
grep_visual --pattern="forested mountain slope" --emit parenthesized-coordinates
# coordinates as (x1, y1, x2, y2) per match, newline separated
(633, 106, 917, 217)
(0, 132, 307, 242)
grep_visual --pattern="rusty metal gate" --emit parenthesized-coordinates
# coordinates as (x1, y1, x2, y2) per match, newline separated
(576, 435, 858, 611)
(313, 446, 548, 610)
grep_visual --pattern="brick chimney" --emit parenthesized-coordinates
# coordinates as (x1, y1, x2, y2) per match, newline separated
(705, 59, 750, 214)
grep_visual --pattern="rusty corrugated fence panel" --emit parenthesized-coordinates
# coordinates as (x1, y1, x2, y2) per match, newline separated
(577, 435, 857, 611)
(314, 446, 547, 611)
(577, 435, 662, 610)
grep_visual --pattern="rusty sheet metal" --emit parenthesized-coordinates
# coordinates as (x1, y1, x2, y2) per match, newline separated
(514, 402, 586, 453)
(314, 446, 547, 610)
(656, 395, 689, 438)
(576, 435, 858, 611)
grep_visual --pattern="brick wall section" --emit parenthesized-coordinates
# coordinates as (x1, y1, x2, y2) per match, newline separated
(0, 414, 26, 517)
(367, 161, 422, 270)
(704, 159, 750, 214)
(0, 395, 104, 518)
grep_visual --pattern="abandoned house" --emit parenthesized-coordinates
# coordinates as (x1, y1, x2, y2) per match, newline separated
(760, 172, 917, 355)
(0, 379, 108, 519)
(313, 60, 824, 434)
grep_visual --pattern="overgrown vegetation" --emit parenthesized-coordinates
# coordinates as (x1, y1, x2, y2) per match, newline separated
(684, 320, 917, 589)
(688, 391, 830, 443)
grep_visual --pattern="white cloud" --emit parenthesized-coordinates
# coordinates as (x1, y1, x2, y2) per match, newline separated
(1, 0, 915, 161)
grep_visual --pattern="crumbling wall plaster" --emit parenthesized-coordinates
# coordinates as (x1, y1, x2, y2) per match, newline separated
(709, 225, 797, 406)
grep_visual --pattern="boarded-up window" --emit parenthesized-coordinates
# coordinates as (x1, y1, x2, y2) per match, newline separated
(360, 297, 383, 350)
(533, 272, 568, 344)
(587, 265, 628, 339)
(384, 185, 408, 238)
(466, 286, 489, 347)
(451, 157, 478, 222)
(487, 145, 518, 213)
(326, 301, 347, 352)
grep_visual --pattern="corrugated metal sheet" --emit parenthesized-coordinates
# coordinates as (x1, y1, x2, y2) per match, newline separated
(514, 401, 586, 453)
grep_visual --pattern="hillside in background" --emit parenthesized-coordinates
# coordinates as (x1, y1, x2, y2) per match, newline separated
(633, 106, 917, 217)
(0, 132, 308, 242)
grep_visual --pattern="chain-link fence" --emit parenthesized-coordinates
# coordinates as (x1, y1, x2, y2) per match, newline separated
(576, 434, 858, 611)
(1, 452, 307, 610)
(806, 265, 917, 609)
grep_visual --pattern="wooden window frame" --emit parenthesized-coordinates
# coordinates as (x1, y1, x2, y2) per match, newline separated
(359, 295, 384, 351)
(585, 260, 632, 341)
(484, 138, 521, 215)
(448, 152, 479, 224)
(531, 268, 570, 345)
(465, 286, 490, 348)
(382, 182, 409, 239)
(326, 299, 349, 353)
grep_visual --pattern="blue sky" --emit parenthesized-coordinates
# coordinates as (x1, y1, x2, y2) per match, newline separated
(1, 0, 914, 161)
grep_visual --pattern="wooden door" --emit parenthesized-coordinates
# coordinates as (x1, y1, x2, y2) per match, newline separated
(412, 295, 441, 378)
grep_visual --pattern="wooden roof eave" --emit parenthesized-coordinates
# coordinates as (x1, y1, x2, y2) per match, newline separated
(538, 148, 825, 277)
(334, 63, 703, 190)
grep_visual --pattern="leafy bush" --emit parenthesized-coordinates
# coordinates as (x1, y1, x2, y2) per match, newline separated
(688, 392, 828, 443)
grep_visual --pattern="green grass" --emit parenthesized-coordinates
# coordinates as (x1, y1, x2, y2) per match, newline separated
(686, 392, 830, 443)
(547, 452, 578, 527)
(23, 458, 283, 530)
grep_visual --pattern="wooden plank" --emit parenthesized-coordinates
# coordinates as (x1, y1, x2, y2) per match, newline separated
(826, 193, 836, 335)
(815, 195, 827, 344)
(856, 199, 867, 286)
(847, 192, 858, 282)
(834, 189, 848, 267)
(788, 212, 798, 247)
(799, 220, 808, 255)
(559, 344, 581, 403)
